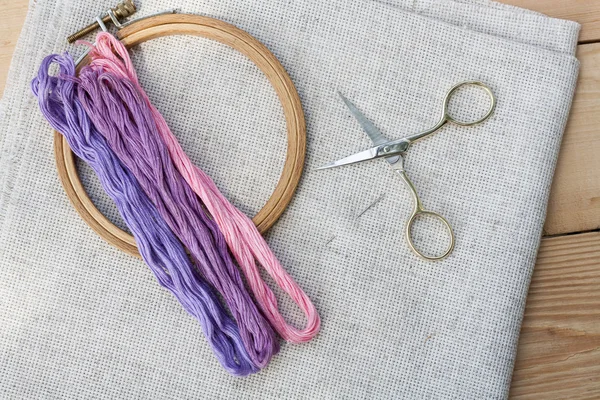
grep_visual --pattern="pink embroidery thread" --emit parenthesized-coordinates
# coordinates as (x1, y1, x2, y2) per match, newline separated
(87, 33, 320, 343)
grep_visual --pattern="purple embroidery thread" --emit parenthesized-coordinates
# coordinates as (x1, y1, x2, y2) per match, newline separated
(32, 53, 258, 376)
(77, 67, 279, 368)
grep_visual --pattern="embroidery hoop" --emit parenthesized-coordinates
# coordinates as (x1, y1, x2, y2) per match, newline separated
(54, 13, 306, 258)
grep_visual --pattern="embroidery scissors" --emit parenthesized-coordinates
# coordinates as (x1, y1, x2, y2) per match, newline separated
(317, 81, 496, 261)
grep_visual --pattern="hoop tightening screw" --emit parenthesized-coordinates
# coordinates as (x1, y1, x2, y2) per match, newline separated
(66, 0, 136, 43)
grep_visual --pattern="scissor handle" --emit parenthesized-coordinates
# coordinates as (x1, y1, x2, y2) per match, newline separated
(402, 81, 495, 145)
(396, 170, 455, 261)
(442, 81, 496, 127)
(406, 208, 455, 261)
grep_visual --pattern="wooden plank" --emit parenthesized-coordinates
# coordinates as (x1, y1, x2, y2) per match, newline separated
(511, 231, 600, 399)
(0, 0, 28, 95)
(544, 43, 600, 235)
(500, 0, 600, 43)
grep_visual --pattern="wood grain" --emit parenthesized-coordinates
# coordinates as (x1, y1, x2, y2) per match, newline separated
(544, 43, 600, 235)
(500, 0, 600, 43)
(511, 232, 600, 399)
(0, 0, 27, 94)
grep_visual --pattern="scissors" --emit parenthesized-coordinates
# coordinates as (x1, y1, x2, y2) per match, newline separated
(317, 81, 496, 261)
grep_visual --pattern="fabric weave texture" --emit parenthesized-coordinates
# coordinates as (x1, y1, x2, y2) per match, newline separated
(0, 0, 579, 398)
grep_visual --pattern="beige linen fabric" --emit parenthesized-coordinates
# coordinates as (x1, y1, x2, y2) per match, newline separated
(0, 0, 579, 398)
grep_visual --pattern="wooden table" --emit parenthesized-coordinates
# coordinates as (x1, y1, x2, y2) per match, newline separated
(1, 1, 598, 398)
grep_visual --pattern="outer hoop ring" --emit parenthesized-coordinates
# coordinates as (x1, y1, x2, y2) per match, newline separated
(53, 14, 306, 258)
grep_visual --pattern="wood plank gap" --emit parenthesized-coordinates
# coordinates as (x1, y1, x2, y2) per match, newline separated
(543, 228, 600, 239)
(579, 39, 600, 45)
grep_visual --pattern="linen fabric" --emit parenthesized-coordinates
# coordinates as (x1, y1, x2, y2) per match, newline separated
(0, 0, 579, 398)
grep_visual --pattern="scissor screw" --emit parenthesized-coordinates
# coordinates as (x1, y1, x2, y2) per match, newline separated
(66, 0, 136, 43)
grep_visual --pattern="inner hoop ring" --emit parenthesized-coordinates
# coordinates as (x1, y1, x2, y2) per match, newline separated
(53, 14, 306, 258)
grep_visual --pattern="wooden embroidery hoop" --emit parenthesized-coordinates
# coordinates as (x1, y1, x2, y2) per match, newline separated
(54, 13, 306, 258)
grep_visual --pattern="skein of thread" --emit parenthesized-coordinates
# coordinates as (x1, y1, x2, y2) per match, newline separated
(31, 53, 258, 376)
(87, 32, 320, 343)
(77, 65, 279, 368)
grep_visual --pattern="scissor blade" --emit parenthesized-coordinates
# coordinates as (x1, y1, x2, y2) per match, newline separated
(338, 92, 401, 165)
(315, 147, 379, 170)
(338, 92, 388, 146)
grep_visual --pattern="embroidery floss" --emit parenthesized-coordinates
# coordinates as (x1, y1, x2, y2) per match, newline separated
(77, 66, 279, 369)
(86, 32, 320, 344)
(31, 53, 258, 376)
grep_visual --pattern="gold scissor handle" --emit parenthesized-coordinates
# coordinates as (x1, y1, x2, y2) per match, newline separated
(397, 171, 455, 261)
(406, 209, 455, 261)
(442, 81, 496, 127)
(404, 81, 496, 144)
